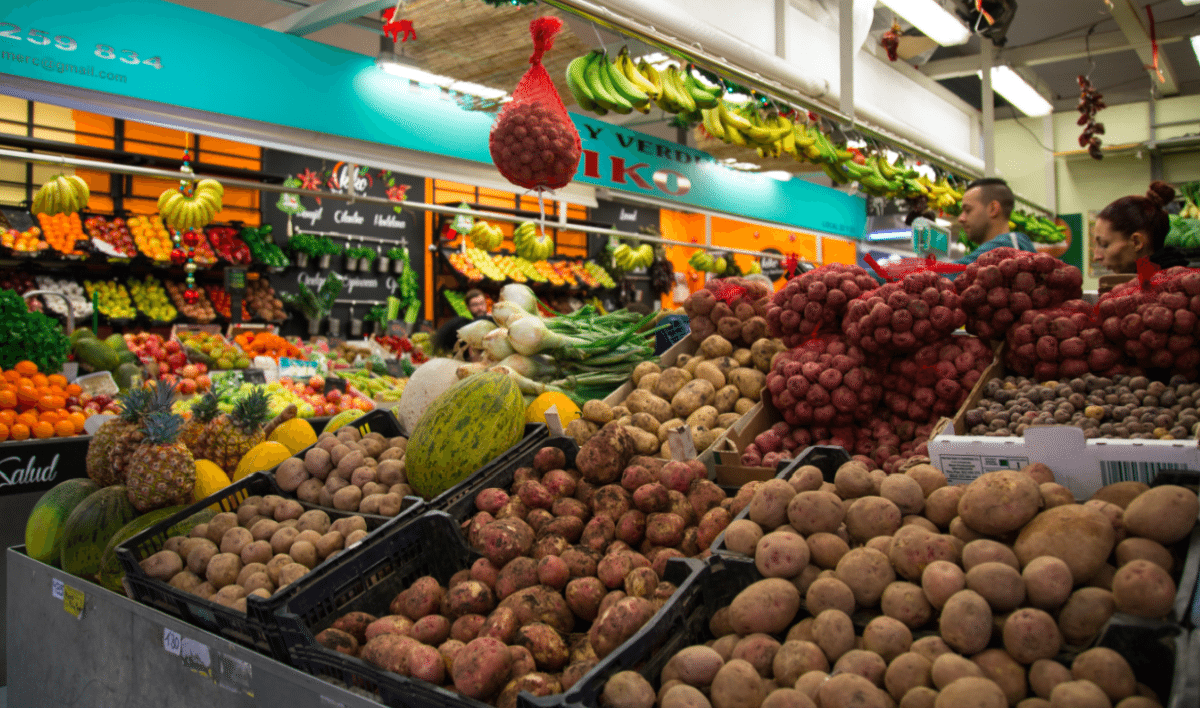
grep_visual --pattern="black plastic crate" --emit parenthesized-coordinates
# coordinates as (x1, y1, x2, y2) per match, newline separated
(277, 509, 704, 708)
(430, 429, 575, 526)
(561, 555, 759, 708)
(116, 470, 422, 660)
(1096, 615, 1194, 708)
(708, 445, 851, 557)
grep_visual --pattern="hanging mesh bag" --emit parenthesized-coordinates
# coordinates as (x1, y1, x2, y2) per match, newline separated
(489, 16, 581, 191)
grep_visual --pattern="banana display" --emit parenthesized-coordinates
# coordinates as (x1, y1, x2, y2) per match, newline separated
(566, 48, 721, 117)
(1009, 212, 1068, 245)
(689, 250, 729, 275)
(468, 219, 504, 251)
(512, 221, 555, 261)
(31, 174, 90, 216)
(612, 242, 655, 271)
(158, 178, 224, 232)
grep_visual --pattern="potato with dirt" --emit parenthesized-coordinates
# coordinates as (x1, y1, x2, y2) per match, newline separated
(729, 578, 801, 635)
(1122, 484, 1199, 545)
(835, 547, 895, 608)
(577, 425, 637, 484)
(956, 470, 1042, 536)
(1013, 504, 1115, 584)
(939, 589, 993, 655)
(450, 636, 512, 700)
(589, 596, 656, 659)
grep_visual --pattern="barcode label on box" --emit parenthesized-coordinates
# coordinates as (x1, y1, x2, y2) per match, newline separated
(936, 454, 1029, 483)
(1100, 461, 1188, 486)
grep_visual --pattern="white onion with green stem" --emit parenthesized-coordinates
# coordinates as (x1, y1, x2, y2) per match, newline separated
(507, 316, 588, 355)
(499, 283, 538, 314)
(492, 300, 533, 327)
(456, 362, 489, 379)
(482, 327, 516, 361)
(489, 365, 567, 396)
(498, 353, 558, 379)
(457, 319, 496, 349)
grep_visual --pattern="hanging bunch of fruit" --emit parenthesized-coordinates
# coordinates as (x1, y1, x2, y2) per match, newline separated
(566, 48, 721, 117)
(612, 241, 655, 271)
(689, 250, 728, 275)
(157, 178, 224, 232)
(1077, 74, 1105, 161)
(512, 221, 554, 261)
(1010, 212, 1068, 245)
(467, 219, 504, 250)
(30, 174, 90, 216)
(700, 101, 794, 156)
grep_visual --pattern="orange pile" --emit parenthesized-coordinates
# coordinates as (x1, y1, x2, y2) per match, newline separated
(35, 212, 87, 255)
(235, 331, 301, 361)
(1, 226, 47, 253)
(0, 360, 86, 442)
(128, 215, 174, 261)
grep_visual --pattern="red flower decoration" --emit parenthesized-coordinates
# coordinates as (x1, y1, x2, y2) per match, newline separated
(386, 184, 410, 202)
(783, 253, 799, 275)
(297, 168, 323, 191)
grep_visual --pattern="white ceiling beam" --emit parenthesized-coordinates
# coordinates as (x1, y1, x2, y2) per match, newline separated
(919, 16, 1200, 80)
(263, 0, 395, 35)
(1105, 0, 1179, 96)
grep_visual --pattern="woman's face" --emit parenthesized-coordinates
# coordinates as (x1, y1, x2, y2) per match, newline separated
(1093, 218, 1149, 274)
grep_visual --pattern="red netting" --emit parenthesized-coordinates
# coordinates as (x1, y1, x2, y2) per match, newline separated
(840, 271, 966, 355)
(488, 17, 581, 191)
(766, 264, 878, 348)
(880, 335, 992, 423)
(1094, 264, 1200, 375)
(683, 277, 771, 346)
(708, 280, 748, 305)
(863, 253, 966, 282)
(1004, 301, 1128, 380)
(954, 248, 1084, 342)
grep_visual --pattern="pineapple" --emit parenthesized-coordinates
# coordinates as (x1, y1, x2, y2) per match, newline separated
(109, 380, 177, 482)
(85, 387, 150, 487)
(181, 391, 220, 454)
(125, 411, 196, 512)
(194, 386, 272, 474)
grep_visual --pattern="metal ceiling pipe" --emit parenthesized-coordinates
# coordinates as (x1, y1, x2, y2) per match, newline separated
(543, 0, 986, 176)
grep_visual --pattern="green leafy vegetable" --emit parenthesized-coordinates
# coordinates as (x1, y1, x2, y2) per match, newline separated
(0, 289, 70, 373)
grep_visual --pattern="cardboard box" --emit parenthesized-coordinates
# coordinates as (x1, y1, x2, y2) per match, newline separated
(700, 401, 785, 485)
(928, 356, 1200, 499)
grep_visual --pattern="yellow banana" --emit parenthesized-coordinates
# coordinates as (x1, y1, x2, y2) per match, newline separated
(701, 107, 726, 141)
(618, 50, 659, 99)
(195, 178, 224, 197)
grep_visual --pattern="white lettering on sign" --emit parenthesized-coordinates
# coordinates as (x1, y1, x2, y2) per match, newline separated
(0, 453, 60, 488)
(297, 207, 323, 226)
(618, 209, 638, 222)
(327, 163, 369, 196)
(333, 210, 364, 225)
(373, 214, 407, 229)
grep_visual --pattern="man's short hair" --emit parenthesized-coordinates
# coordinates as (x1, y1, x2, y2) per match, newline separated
(464, 289, 485, 303)
(965, 177, 1015, 220)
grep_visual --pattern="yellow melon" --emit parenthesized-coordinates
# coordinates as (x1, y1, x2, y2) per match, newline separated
(325, 409, 366, 433)
(193, 460, 232, 510)
(525, 392, 582, 427)
(268, 418, 318, 454)
(233, 441, 292, 483)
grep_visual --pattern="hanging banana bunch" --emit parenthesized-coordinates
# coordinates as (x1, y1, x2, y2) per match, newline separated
(31, 174, 90, 216)
(566, 48, 721, 117)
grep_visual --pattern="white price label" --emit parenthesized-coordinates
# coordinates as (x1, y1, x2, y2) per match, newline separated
(163, 628, 182, 656)
(51, 577, 64, 600)
(668, 425, 697, 461)
(544, 405, 564, 437)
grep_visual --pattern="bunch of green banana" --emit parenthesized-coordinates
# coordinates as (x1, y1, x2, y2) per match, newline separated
(1009, 212, 1067, 245)
(31, 174, 90, 215)
(701, 101, 795, 155)
(566, 48, 654, 116)
(158, 178, 224, 231)
(836, 154, 922, 198)
(613, 242, 654, 270)
(688, 250, 727, 274)
(512, 221, 555, 261)
(468, 220, 504, 251)
(651, 63, 720, 114)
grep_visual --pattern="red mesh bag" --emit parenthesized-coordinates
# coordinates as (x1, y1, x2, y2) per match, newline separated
(1095, 262, 1200, 375)
(683, 276, 771, 346)
(863, 253, 966, 282)
(1005, 300, 1127, 381)
(489, 17, 581, 191)
(763, 334, 882, 431)
(954, 247, 1084, 341)
(880, 335, 993, 424)
(841, 269, 966, 355)
(766, 264, 878, 348)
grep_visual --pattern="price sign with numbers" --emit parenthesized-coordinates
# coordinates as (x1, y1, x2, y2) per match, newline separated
(163, 628, 182, 656)
(0, 22, 163, 69)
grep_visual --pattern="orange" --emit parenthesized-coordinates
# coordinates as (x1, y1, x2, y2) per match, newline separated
(67, 412, 86, 433)
(16, 411, 39, 428)
(0, 390, 15, 409)
(47, 374, 66, 388)
(16, 377, 33, 390)
(13, 361, 37, 376)
(15, 386, 38, 405)
(37, 395, 65, 412)
(39, 410, 63, 424)
(30, 374, 48, 388)
(9, 423, 29, 441)
(0, 410, 14, 426)
(53, 420, 75, 437)
(65, 383, 82, 397)
(47, 385, 64, 396)
(0, 423, 7, 442)
(31, 421, 54, 439)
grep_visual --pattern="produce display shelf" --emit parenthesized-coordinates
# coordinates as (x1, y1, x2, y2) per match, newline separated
(5, 546, 392, 708)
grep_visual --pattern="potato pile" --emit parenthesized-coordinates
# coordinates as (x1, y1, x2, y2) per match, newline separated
(138, 501, 370, 612)
(767, 264, 879, 348)
(245, 279, 286, 322)
(955, 248, 1084, 342)
(964, 372, 1200, 440)
(311, 444, 744, 708)
(684, 277, 773, 347)
(602, 461, 1199, 708)
(567, 334, 782, 459)
(1005, 300, 1127, 381)
(880, 336, 992, 424)
(842, 272, 967, 355)
(274, 425, 413, 515)
(1096, 267, 1200, 376)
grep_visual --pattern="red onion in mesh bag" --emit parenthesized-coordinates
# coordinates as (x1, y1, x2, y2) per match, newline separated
(488, 17, 581, 191)
(954, 248, 1084, 342)
(683, 277, 772, 346)
(841, 271, 966, 355)
(1005, 300, 1126, 381)
(1095, 266, 1200, 376)
(767, 264, 878, 348)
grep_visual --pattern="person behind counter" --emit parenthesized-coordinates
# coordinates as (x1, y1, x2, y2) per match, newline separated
(1093, 181, 1187, 273)
(433, 288, 492, 356)
(953, 177, 1037, 265)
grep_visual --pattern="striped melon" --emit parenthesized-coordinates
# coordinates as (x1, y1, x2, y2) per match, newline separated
(406, 372, 524, 499)
(60, 485, 139, 579)
(25, 478, 100, 564)
(97, 507, 215, 593)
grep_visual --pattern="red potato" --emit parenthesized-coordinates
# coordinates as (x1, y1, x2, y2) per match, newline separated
(755, 531, 810, 579)
(589, 596, 656, 659)
(451, 637, 512, 700)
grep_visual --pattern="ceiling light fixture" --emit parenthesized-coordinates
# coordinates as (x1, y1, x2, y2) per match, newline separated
(980, 65, 1054, 117)
(876, 0, 971, 46)
(1192, 34, 1200, 65)
(376, 35, 507, 100)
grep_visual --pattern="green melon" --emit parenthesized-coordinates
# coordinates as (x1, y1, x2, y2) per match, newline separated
(406, 371, 525, 499)
(60, 485, 139, 579)
(96, 507, 215, 593)
(25, 478, 100, 565)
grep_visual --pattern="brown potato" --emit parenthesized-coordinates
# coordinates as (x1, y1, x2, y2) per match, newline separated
(1049, 681, 1111, 708)
(1022, 557, 1073, 610)
(957, 471, 1041, 536)
(1029, 659, 1072, 699)
(1058, 588, 1116, 646)
(1111, 559, 1175, 618)
(931, 653, 984, 690)
(141, 550, 183, 582)
(934, 677, 1007, 708)
(938, 590, 993, 655)
(289, 540, 319, 569)
(1014, 505, 1116, 584)
(880, 581, 932, 630)
(1123, 485, 1199, 545)
(834, 547, 895, 608)
(885, 653, 932, 703)
(961, 539, 1019, 571)
(205, 553, 242, 590)
(1071, 647, 1136, 704)
(812, 609, 855, 663)
(1002, 608, 1062, 664)
(965, 562, 1026, 612)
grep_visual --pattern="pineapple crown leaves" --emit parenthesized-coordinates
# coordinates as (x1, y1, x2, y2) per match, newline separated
(115, 386, 152, 423)
(139, 410, 186, 445)
(231, 386, 272, 433)
(192, 391, 221, 423)
(144, 379, 179, 416)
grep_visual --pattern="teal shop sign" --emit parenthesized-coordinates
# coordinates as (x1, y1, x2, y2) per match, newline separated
(0, 0, 866, 238)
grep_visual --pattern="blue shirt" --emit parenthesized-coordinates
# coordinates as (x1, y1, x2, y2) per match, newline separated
(954, 231, 1037, 266)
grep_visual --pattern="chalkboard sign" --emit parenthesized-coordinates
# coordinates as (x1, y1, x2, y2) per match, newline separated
(261, 150, 427, 337)
(586, 198, 660, 260)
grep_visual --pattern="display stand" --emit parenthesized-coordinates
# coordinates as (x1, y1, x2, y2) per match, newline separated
(6, 547, 382, 708)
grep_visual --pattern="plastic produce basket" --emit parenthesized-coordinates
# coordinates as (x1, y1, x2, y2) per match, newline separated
(1096, 615, 1196, 708)
(708, 445, 851, 557)
(116, 470, 422, 660)
(276, 509, 704, 708)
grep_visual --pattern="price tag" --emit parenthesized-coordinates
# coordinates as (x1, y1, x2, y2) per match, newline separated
(544, 405, 565, 437)
(667, 425, 697, 461)
(242, 368, 267, 384)
(163, 628, 182, 656)
(51, 577, 64, 600)
(62, 584, 84, 619)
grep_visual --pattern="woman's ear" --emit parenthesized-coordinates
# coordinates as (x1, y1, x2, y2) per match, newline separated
(1130, 230, 1151, 254)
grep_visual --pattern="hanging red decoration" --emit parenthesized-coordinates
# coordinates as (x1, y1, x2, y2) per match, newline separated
(1143, 5, 1164, 84)
(881, 22, 901, 62)
(183, 289, 200, 305)
(1077, 75, 1106, 161)
(382, 5, 416, 43)
(169, 248, 186, 265)
(386, 184, 410, 202)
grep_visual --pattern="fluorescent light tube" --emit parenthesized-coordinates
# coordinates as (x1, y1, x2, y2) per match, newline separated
(978, 66, 1054, 117)
(376, 55, 508, 100)
(877, 0, 971, 46)
(1192, 35, 1200, 65)
(1183, 0, 1199, 6)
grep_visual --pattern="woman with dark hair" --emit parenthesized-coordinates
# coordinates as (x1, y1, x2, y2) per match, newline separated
(1093, 181, 1184, 273)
